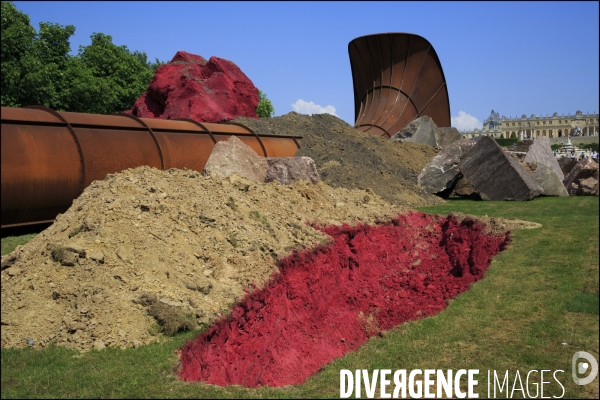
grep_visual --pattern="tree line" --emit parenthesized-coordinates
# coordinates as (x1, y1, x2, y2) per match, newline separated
(1, 1, 274, 117)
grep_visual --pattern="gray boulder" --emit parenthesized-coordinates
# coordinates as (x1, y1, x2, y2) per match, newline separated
(558, 157, 578, 176)
(529, 163, 568, 197)
(391, 116, 460, 149)
(505, 137, 563, 180)
(523, 136, 564, 180)
(508, 139, 534, 153)
(417, 138, 480, 194)
(265, 157, 320, 185)
(202, 136, 268, 183)
(563, 158, 599, 196)
(449, 174, 479, 198)
(458, 136, 543, 200)
(437, 127, 463, 149)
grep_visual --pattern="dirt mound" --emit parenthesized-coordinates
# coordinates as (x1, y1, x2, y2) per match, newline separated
(179, 212, 510, 387)
(0, 166, 407, 352)
(231, 112, 444, 207)
(449, 213, 542, 234)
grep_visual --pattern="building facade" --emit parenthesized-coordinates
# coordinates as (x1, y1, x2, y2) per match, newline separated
(460, 110, 599, 139)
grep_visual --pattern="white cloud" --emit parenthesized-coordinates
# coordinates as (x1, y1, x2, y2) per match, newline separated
(291, 99, 338, 117)
(451, 111, 482, 131)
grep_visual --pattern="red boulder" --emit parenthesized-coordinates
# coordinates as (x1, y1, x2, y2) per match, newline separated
(126, 51, 259, 122)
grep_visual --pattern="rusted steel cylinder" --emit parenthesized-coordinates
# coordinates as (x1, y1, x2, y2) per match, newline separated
(349, 33, 451, 138)
(1, 106, 302, 228)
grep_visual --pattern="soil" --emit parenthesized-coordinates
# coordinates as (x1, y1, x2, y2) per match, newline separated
(178, 212, 511, 387)
(0, 166, 408, 352)
(231, 112, 445, 207)
(0, 116, 540, 361)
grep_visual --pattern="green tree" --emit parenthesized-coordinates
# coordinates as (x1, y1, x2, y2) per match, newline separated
(73, 32, 154, 114)
(18, 21, 76, 110)
(256, 89, 274, 118)
(1, 1, 158, 114)
(1, 1, 36, 107)
(510, 132, 517, 139)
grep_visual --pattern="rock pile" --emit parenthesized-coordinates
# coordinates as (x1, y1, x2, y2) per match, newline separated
(0, 166, 407, 352)
(563, 157, 599, 196)
(419, 136, 573, 200)
(202, 136, 320, 185)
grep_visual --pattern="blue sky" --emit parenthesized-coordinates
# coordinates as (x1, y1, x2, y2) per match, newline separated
(13, 1, 600, 130)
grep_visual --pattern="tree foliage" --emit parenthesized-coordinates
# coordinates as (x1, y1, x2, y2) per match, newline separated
(0, 1, 162, 113)
(256, 89, 274, 118)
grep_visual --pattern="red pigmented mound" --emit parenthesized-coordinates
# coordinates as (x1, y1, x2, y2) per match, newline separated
(126, 51, 259, 122)
(178, 212, 510, 387)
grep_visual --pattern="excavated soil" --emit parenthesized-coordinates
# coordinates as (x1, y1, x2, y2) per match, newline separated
(1, 166, 409, 352)
(179, 212, 511, 387)
(231, 112, 444, 207)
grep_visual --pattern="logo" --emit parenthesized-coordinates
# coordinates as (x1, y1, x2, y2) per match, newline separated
(572, 351, 598, 386)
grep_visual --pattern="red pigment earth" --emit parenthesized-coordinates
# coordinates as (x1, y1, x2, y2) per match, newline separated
(126, 51, 259, 122)
(178, 212, 510, 387)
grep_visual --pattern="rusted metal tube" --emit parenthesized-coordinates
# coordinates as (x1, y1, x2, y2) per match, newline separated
(1, 106, 302, 228)
(349, 33, 451, 138)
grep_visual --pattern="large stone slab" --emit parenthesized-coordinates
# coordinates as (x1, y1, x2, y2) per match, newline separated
(437, 127, 463, 149)
(523, 136, 564, 181)
(265, 157, 320, 185)
(530, 163, 568, 197)
(391, 115, 439, 147)
(392, 116, 461, 149)
(563, 158, 599, 196)
(458, 136, 543, 200)
(202, 136, 267, 182)
(417, 138, 479, 194)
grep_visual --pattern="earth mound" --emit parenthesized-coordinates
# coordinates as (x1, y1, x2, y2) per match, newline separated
(179, 212, 511, 387)
(231, 112, 444, 208)
(126, 51, 259, 122)
(1, 166, 407, 352)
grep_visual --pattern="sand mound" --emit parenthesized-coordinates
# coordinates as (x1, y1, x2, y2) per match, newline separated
(231, 112, 444, 207)
(1, 166, 407, 352)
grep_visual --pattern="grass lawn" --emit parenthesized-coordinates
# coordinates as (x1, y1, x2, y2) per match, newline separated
(1, 233, 38, 257)
(1, 196, 598, 398)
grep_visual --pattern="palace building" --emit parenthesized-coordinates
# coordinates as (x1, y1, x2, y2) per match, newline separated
(460, 110, 599, 139)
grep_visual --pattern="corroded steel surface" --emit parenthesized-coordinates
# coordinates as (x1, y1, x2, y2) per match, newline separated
(1, 106, 302, 228)
(349, 33, 450, 138)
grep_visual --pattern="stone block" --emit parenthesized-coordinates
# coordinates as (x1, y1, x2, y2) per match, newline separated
(563, 158, 599, 196)
(202, 136, 267, 182)
(391, 116, 439, 148)
(458, 136, 543, 200)
(418, 138, 479, 194)
(265, 157, 320, 185)
(523, 136, 564, 180)
(530, 163, 568, 197)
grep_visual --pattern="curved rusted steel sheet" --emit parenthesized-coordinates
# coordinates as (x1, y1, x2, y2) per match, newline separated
(349, 33, 451, 138)
(1, 106, 302, 228)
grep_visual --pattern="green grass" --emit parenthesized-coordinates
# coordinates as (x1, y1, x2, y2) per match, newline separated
(565, 292, 599, 315)
(1, 196, 598, 398)
(1, 233, 38, 256)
